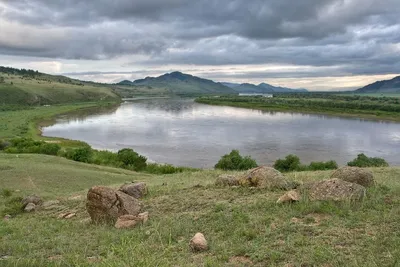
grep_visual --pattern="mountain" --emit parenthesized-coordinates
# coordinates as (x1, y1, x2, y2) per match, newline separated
(221, 81, 308, 93)
(119, 72, 235, 95)
(355, 76, 400, 93)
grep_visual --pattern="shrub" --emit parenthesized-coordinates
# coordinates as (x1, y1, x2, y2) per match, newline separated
(117, 148, 147, 171)
(65, 146, 93, 163)
(1, 188, 12, 198)
(145, 163, 197, 174)
(273, 154, 301, 172)
(1, 196, 24, 216)
(308, 160, 338, 171)
(215, 150, 258, 171)
(0, 140, 10, 150)
(347, 153, 389, 167)
(91, 150, 122, 167)
(39, 143, 61, 155)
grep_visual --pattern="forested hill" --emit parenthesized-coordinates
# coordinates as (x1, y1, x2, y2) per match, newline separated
(355, 76, 400, 93)
(0, 66, 119, 106)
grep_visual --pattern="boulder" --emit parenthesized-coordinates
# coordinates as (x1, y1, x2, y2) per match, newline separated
(215, 175, 240, 186)
(277, 190, 301, 204)
(86, 186, 142, 224)
(331, 167, 375, 187)
(302, 178, 366, 202)
(189, 233, 208, 252)
(239, 166, 297, 190)
(21, 195, 42, 208)
(24, 203, 36, 212)
(119, 182, 148, 199)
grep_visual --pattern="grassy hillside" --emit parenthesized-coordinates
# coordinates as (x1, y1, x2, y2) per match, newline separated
(1, 153, 399, 266)
(0, 68, 119, 106)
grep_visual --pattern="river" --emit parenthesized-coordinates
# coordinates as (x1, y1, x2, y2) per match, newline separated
(42, 98, 400, 168)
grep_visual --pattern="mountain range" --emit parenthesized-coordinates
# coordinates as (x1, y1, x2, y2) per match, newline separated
(355, 76, 400, 93)
(118, 71, 308, 94)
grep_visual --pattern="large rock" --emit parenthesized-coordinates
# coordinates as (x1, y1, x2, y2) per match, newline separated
(119, 182, 148, 199)
(86, 186, 142, 223)
(24, 203, 36, 212)
(21, 195, 42, 208)
(215, 175, 240, 187)
(331, 167, 375, 187)
(189, 233, 208, 252)
(239, 166, 297, 190)
(302, 178, 366, 202)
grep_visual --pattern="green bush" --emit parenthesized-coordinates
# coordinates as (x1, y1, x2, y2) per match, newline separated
(91, 150, 122, 167)
(145, 163, 197, 174)
(308, 160, 338, 171)
(347, 153, 389, 167)
(38, 143, 61, 155)
(215, 150, 258, 171)
(273, 154, 301, 172)
(4, 138, 60, 155)
(65, 146, 93, 163)
(117, 148, 147, 171)
(274, 155, 338, 172)
(1, 188, 12, 198)
(1, 196, 24, 216)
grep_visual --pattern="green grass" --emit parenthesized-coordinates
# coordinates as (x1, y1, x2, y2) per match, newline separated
(1, 153, 399, 266)
(0, 102, 118, 147)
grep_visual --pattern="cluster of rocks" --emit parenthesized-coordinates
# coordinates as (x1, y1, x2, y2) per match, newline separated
(216, 166, 375, 203)
(21, 195, 43, 212)
(86, 182, 149, 229)
(277, 166, 374, 203)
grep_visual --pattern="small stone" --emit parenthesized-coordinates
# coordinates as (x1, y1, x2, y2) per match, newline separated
(58, 212, 76, 219)
(115, 215, 139, 229)
(277, 190, 301, 204)
(24, 203, 36, 212)
(189, 233, 208, 252)
(138, 212, 149, 223)
(64, 213, 76, 219)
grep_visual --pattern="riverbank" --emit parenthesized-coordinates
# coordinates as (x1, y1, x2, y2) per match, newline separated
(0, 101, 119, 147)
(195, 95, 400, 122)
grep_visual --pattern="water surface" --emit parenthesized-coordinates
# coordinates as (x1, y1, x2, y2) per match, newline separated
(43, 99, 400, 168)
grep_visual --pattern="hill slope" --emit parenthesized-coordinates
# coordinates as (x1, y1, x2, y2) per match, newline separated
(118, 72, 236, 95)
(0, 66, 119, 105)
(0, 153, 399, 266)
(355, 76, 400, 93)
(221, 81, 308, 93)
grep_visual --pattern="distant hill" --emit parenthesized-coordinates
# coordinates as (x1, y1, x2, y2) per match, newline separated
(355, 76, 400, 93)
(118, 72, 235, 95)
(221, 81, 308, 93)
(0, 66, 119, 105)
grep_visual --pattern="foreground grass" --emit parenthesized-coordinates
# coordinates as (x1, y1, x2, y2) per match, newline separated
(1, 154, 399, 266)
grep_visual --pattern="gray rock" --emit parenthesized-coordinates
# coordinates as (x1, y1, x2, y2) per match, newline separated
(331, 167, 375, 187)
(24, 203, 36, 212)
(21, 195, 42, 208)
(240, 166, 297, 190)
(189, 233, 208, 252)
(86, 186, 142, 224)
(302, 178, 366, 202)
(119, 182, 148, 199)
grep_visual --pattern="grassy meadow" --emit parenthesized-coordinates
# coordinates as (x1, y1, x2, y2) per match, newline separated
(1, 154, 400, 266)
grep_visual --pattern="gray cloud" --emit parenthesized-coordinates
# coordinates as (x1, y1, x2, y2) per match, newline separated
(0, 0, 399, 83)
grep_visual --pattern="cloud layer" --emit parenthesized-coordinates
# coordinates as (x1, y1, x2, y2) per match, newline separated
(0, 0, 399, 89)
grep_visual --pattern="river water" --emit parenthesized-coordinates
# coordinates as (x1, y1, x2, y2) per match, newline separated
(43, 98, 400, 168)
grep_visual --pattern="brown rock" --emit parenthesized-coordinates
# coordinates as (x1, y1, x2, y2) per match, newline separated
(277, 190, 301, 204)
(239, 166, 297, 190)
(331, 167, 375, 187)
(302, 178, 366, 202)
(24, 203, 36, 212)
(115, 215, 139, 229)
(119, 182, 148, 199)
(86, 186, 142, 224)
(189, 233, 208, 252)
(21, 195, 42, 208)
(215, 175, 240, 186)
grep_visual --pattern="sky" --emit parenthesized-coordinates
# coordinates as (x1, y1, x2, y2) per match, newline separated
(0, 0, 400, 91)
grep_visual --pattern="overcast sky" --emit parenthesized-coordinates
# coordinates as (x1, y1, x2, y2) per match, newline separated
(1, 0, 399, 90)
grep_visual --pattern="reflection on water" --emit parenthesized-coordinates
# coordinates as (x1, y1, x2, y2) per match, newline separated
(43, 98, 400, 168)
